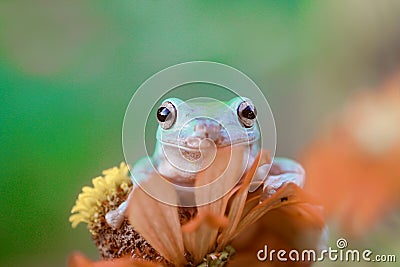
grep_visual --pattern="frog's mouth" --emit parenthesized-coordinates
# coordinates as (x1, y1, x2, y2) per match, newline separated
(160, 136, 258, 162)
(159, 135, 258, 151)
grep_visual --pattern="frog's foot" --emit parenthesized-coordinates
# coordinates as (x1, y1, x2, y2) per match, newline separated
(105, 201, 127, 229)
(262, 173, 295, 199)
(249, 157, 305, 198)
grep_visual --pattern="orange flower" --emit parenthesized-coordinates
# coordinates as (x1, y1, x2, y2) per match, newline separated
(125, 148, 325, 266)
(70, 148, 325, 266)
(301, 72, 400, 236)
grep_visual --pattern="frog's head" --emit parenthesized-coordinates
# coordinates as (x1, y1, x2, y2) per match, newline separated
(155, 96, 260, 150)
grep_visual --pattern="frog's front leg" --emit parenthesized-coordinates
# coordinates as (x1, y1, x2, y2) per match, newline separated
(249, 157, 305, 198)
(105, 158, 153, 229)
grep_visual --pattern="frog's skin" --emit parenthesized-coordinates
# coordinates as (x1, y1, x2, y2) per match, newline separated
(106, 97, 305, 229)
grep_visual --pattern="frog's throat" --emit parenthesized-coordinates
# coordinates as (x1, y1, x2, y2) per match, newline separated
(157, 137, 259, 152)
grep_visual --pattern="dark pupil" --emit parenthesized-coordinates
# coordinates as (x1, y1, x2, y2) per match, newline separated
(242, 106, 256, 119)
(157, 107, 171, 122)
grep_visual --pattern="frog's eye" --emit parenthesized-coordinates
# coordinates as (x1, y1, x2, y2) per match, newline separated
(157, 101, 177, 129)
(237, 101, 257, 128)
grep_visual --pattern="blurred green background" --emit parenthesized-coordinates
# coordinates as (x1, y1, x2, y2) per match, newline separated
(1, 1, 400, 266)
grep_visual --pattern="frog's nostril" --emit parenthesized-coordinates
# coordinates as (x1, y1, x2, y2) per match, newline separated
(194, 122, 209, 134)
(186, 137, 201, 148)
(187, 118, 225, 143)
(194, 121, 221, 131)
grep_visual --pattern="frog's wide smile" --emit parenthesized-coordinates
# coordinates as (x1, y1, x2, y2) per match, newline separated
(158, 135, 258, 151)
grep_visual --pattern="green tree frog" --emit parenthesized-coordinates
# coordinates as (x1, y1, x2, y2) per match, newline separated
(106, 97, 305, 229)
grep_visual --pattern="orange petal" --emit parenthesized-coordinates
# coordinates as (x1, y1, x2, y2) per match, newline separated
(230, 187, 325, 267)
(68, 252, 161, 267)
(182, 211, 229, 233)
(217, 150, 265, 250)
(68, 252, 93, 267)
(126, 173, 186, 266)
(233, 183, 323, 239)
(183, 145, 247, 263)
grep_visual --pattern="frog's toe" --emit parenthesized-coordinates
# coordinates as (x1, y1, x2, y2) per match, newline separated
(105, 209, 124, 229)
(261, 181, 286, 201)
